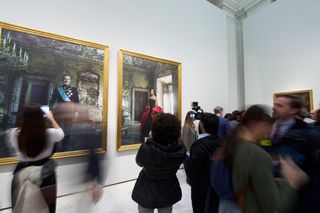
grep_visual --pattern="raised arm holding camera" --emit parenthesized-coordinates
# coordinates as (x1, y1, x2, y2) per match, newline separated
(7, 104, 64, 213)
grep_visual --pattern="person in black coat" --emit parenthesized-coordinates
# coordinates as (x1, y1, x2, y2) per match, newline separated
(132, 113, 187, 213)
(185, 113, 220, 213)
(271, 95, 320, 213)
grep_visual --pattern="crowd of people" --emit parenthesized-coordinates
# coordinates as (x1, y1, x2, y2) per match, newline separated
(5, 94, 320, 213)
(133, 94, 320, 213)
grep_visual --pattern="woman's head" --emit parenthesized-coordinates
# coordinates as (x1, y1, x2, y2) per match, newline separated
(152, 113, 181, 145)
(223, 105, 273, 168)
(150, 89, 155, 96)
(18, 105, 47, 158)
(241, 105, 273, 141)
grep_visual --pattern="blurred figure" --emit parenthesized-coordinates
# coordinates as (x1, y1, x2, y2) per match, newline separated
(271, 95, 320, 212)
(313, 109, 320, 128)
(51, 103, 77, 151)
(223, 113, 233, 121)
(214, 106, 230, 139)
(297, 107, 314, 124)
(309, 109, 317, 120)
(75, 148, 104, 213)
(7, 105, 64, 213)
(79, 105, 104, 204)
(211, 105, 307, 213)
(232, 110, 242, 122)
(185, 113, 220, 213)
(181, 111, 197, 152)
(132, 113, 186, 213)
(49, 74, 79, 151)
(230, 110, 241, 129)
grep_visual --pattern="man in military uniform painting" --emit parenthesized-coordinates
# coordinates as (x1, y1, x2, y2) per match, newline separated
(50, 74, 80, 151)
(50, 74, 80, 105)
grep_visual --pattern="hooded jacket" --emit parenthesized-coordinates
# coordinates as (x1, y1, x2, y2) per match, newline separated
(132, 138, 187, 208)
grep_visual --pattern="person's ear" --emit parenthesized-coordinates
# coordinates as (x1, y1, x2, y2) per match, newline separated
(291, 108, 299, 117)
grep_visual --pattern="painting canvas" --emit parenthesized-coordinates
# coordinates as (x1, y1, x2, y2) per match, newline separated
(273, 89, 313, 112)
(0, 22, 108, 164)
(117, 50, 181, 151)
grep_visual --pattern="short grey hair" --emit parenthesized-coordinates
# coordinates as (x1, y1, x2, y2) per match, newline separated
(214, 106, 223, 114)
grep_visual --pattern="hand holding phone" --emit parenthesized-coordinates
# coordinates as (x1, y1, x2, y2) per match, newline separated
(40, 105, 50, 117)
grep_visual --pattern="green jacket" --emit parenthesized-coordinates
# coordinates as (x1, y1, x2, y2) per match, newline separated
(232, 142, 298, 213)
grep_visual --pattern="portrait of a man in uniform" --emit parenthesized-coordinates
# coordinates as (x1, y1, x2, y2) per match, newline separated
(50, 74, 80, 106)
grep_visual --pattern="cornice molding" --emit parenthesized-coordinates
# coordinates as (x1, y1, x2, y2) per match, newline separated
(208, 0, 270, 22)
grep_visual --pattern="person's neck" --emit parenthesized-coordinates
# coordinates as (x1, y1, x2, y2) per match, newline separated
(240, 128, 256, 142)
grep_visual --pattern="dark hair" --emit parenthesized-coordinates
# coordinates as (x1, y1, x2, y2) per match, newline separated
(231, 110, 241, 121)
(277, 94, 303, 110)
(232, 110, 241, 116)
(200, 113, 219, 135)
(223, 105, 273, 168)
(18, 105, 47, 158)
(224, 113, 233, 121)
(150, 89, 156, 96)
(152, 113, 181, 145)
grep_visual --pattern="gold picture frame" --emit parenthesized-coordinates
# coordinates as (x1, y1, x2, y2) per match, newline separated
(117, 50, 182, 151)
(0, 22, 109, 165)
(273, 89, 313, 111)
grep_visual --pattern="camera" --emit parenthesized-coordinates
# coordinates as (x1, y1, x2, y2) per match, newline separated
(189, 102, 203, 120)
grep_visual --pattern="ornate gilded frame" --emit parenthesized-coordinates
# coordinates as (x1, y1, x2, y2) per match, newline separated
(0, 22, 109, 165)
(117, 50, 182, 151)
(273, 89, 313, 111)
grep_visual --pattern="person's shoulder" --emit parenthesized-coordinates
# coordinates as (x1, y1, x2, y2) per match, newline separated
(46, 128, 64, 140)
(237, 143, 271, 161)
(199, 135, 219, 142)
(292, 118, 310, 129)
(141, 140, 156, 151)
(191, 135, 219, 150)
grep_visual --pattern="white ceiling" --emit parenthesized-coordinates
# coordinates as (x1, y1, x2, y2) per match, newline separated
(208, 0, 272, 19)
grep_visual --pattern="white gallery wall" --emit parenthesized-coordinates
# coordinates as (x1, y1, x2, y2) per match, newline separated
(243, 0, 320, 108)
(0, 0, 229, 208)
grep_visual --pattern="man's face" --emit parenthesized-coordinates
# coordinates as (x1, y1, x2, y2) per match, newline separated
(310, 109, 317, 120)
(63, 75, 71, 85)
(273, 97, 297, 120)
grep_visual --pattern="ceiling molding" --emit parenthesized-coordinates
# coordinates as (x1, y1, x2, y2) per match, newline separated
(208, 0, 271, 21)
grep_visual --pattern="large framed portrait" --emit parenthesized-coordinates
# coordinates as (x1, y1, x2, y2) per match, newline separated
(273, 89, 313, 111)
(0, 22, 109, 164)
(117, 50, 181, 151)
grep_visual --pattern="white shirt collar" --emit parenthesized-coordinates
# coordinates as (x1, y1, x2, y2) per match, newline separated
(198, 133, 210, 139)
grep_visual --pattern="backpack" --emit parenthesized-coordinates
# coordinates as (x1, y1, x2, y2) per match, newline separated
(210, 148, 250, 213)
(210, 148, 235, 201)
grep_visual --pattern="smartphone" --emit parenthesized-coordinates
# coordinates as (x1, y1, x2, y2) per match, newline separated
(40, 105, 50, 116)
